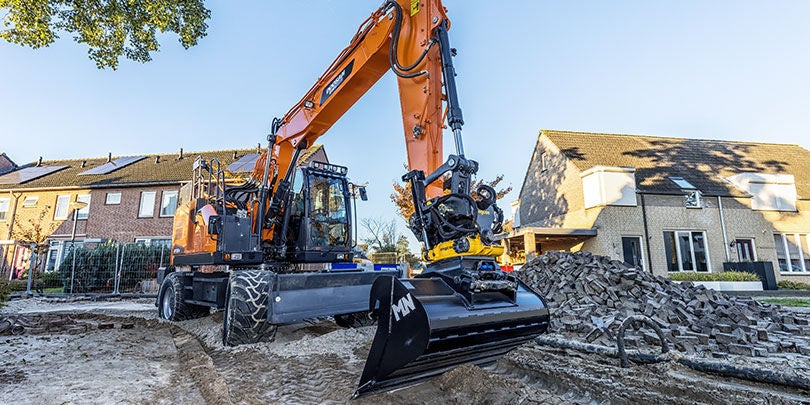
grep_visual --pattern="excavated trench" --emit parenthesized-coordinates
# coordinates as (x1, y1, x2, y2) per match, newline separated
(2, 301, 808, 404)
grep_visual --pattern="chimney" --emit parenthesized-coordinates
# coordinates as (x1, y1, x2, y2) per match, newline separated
(256, 143, 261, 154)
(155, 155, 161, 164)
(81, 160, 87, 168)
(233, 151, 238, 159)
(107, 152, 112, 163)
(178, 148, 184, 160)
(36, 156, 42, 167)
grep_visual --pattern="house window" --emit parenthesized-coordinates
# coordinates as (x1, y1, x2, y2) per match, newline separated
(160, 191, 178, 217)
(0, 198, 9, 221)
(621, 236, 644, 270)
(45, 241, 63, 272)
(54, 195, 71, 220)
(139, 191, 156, 218)
(664, 231, 709, 272)
(106, 192, 121, 205)
(774, 233, 810, 273)
(135, 237, 171, 247)
(540, 152, 549, 171)
(22, 196, 39, 207)
(76, 194, 91, 220)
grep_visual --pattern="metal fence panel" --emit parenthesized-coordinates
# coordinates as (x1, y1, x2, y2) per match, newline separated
(28, 242, 167, 296)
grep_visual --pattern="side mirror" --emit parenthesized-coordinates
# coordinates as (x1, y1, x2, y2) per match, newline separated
(359, 186, 368, 201)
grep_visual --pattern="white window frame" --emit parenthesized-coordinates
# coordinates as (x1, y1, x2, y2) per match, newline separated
(0, 197, 9, 221)
(22, 196, 39, 207)
(540, 152, 549, 171)
(45, 241, 63, 272)
(139, 191, 156, 218)
(105, 192, 122, 205)
(160, 190, 178, 217)
(54, 195, 71, 220)
(135, 237, 171, 247)
(76, 194, 91, 220)
(774, 233, 810, 274)
(666, 230, 711, 272)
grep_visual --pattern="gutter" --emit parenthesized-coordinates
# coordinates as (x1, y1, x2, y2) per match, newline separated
(640, 193, 653, 273)
(718, 196, 730, 261)
(0, 181, 188, 193)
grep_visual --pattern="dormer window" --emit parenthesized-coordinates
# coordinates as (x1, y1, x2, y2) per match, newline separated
(669, 176, 696, 190)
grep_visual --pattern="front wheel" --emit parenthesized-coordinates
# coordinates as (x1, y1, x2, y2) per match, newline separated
(158, 272, 209, 321)
(222, 270, 278, 346)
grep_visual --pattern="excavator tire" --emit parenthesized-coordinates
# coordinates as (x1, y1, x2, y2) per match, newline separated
(334, 311, 377, 328)
(158, 272, 209, 321)
(222, 270, 278, 346)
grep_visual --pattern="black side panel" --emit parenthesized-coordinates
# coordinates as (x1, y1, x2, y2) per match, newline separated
(268, 270, 399, 324)
(172, 251, 263, 266)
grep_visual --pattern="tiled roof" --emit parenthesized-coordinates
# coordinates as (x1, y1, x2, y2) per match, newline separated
(0, 153, 17, 175)
(0, 144, 328, 190)
(542, 130, 810, 198)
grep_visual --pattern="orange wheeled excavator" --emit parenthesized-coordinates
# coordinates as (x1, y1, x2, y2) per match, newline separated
(156, 0, 549, 397)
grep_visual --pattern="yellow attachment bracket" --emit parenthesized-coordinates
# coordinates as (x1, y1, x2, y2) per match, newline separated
(426, 236, 504, 262)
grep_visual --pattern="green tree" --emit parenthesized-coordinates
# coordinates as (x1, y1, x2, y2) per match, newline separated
(395, 235, 420, 267)
(0, 0, 210, 69)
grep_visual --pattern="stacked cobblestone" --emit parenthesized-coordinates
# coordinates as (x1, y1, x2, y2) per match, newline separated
(516, 251, 810, 358)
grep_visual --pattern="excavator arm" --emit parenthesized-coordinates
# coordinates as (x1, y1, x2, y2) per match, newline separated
(250, 0, 504, 262)
(251, 0, 446, 197)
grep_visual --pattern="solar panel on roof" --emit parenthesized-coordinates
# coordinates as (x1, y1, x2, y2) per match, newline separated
(78, 156, 146, 175)
(0, 165, 68, 184)
(228, 154, 260, 173)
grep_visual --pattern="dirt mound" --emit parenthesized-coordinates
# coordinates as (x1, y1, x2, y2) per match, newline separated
(515, 251, 810, 359)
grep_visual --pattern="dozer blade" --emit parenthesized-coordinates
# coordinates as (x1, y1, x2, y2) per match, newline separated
(354, 267, 549, 398)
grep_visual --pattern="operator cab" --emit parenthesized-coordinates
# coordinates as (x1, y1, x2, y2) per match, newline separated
(283, 161, 354, 263)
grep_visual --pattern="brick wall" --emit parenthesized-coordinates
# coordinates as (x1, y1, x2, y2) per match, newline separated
(86, 185, 179, 243)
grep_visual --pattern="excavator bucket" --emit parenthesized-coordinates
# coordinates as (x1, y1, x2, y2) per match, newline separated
(354, 258, 550, 398)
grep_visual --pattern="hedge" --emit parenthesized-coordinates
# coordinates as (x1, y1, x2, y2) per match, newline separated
(778, 280, 810, 290)
(668, 271, 760, 282)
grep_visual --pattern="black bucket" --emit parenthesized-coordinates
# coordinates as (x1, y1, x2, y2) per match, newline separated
(354, 261, 549, 398)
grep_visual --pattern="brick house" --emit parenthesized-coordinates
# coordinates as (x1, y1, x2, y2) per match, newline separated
(500, 130, 810, 284)
(0, 147, 266, 279)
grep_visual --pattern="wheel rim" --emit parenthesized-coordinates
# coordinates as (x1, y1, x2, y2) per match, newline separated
(161, 285, 175, 319)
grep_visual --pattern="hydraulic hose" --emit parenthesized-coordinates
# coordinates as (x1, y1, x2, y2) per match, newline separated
(384, 0, 434, 78)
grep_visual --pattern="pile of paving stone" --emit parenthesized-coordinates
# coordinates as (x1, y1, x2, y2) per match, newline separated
(516, 251, 810, 358)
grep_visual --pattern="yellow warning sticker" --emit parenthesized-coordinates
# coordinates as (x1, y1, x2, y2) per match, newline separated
(410, 0, 420, 16)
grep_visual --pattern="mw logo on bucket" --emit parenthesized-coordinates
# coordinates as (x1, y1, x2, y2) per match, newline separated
(392, 293, 416, 321)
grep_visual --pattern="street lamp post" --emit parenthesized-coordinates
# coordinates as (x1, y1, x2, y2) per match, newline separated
(68, 201, 88, 294)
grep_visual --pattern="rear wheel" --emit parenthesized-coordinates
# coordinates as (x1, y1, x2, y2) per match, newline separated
(158, 272, 209, 321)
(335, 311, 377, 328)
(222, 270, 277, 346)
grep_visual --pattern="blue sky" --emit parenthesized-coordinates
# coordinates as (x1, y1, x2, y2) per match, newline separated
(2, 1, 810, 249)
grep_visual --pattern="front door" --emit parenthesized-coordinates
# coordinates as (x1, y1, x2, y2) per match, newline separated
(735, 239, 756, 261)
(622, 236, 644, 270)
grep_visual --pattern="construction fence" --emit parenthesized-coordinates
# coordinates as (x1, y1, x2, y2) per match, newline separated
(25, 242, 168, 297)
